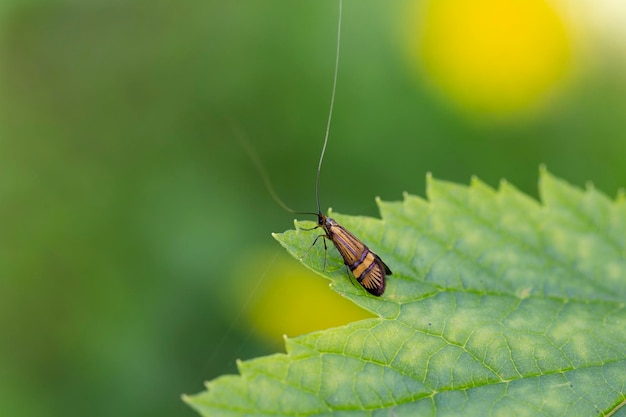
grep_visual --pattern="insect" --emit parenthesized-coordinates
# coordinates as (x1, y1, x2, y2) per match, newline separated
(309, 213, 392, 296)
(239, 0, 391, 296)
(293, 0, 392, 296)
(300, 0, 391, 296)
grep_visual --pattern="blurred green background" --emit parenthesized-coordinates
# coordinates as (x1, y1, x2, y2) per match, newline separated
(1, 0, 625, 416)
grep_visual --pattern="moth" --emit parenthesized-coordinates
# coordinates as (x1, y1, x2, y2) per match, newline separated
(311, 213, 391, 296)
(240, 0, 391, 295)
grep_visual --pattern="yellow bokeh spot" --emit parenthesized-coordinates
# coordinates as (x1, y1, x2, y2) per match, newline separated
(409, 0, 572, 117)
(235, 249, 374, 346)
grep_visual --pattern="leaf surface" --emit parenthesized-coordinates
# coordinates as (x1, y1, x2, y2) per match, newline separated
(186, 170, 626, 416)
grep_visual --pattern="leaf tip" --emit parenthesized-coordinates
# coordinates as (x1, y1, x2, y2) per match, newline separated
(426, 172, 434, 196)
(235, 358, 246, 373)
(271, 232, 284, 245)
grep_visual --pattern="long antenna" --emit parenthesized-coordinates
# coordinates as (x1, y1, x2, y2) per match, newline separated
(236, 128, 297, 214)
(234, 123, 318, 216)
(315, 0, 342, 215)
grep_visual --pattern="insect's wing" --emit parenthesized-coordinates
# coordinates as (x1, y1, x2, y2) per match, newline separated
(327, 224, 363, 266)
(357, 258, 387, 296)
(380, 257, 392, 275)
(325, 220, 390, 296)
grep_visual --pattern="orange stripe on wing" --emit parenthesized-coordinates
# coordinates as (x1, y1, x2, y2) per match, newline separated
(352, 251, 376, 278)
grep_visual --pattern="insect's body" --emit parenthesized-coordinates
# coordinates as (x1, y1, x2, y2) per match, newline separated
(318, 214, 391, 296)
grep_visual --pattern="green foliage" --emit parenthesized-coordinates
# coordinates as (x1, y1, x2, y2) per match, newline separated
(185, 169, 626, 416)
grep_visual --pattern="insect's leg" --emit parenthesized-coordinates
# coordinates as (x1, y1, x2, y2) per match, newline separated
(344, 265, 358, 289)
(296, 221, 320, 232)
(322, 236, 328, 272)
(299, 234, 326, 261)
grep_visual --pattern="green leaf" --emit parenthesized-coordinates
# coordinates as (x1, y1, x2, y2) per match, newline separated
(185, 169, 626, 416)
